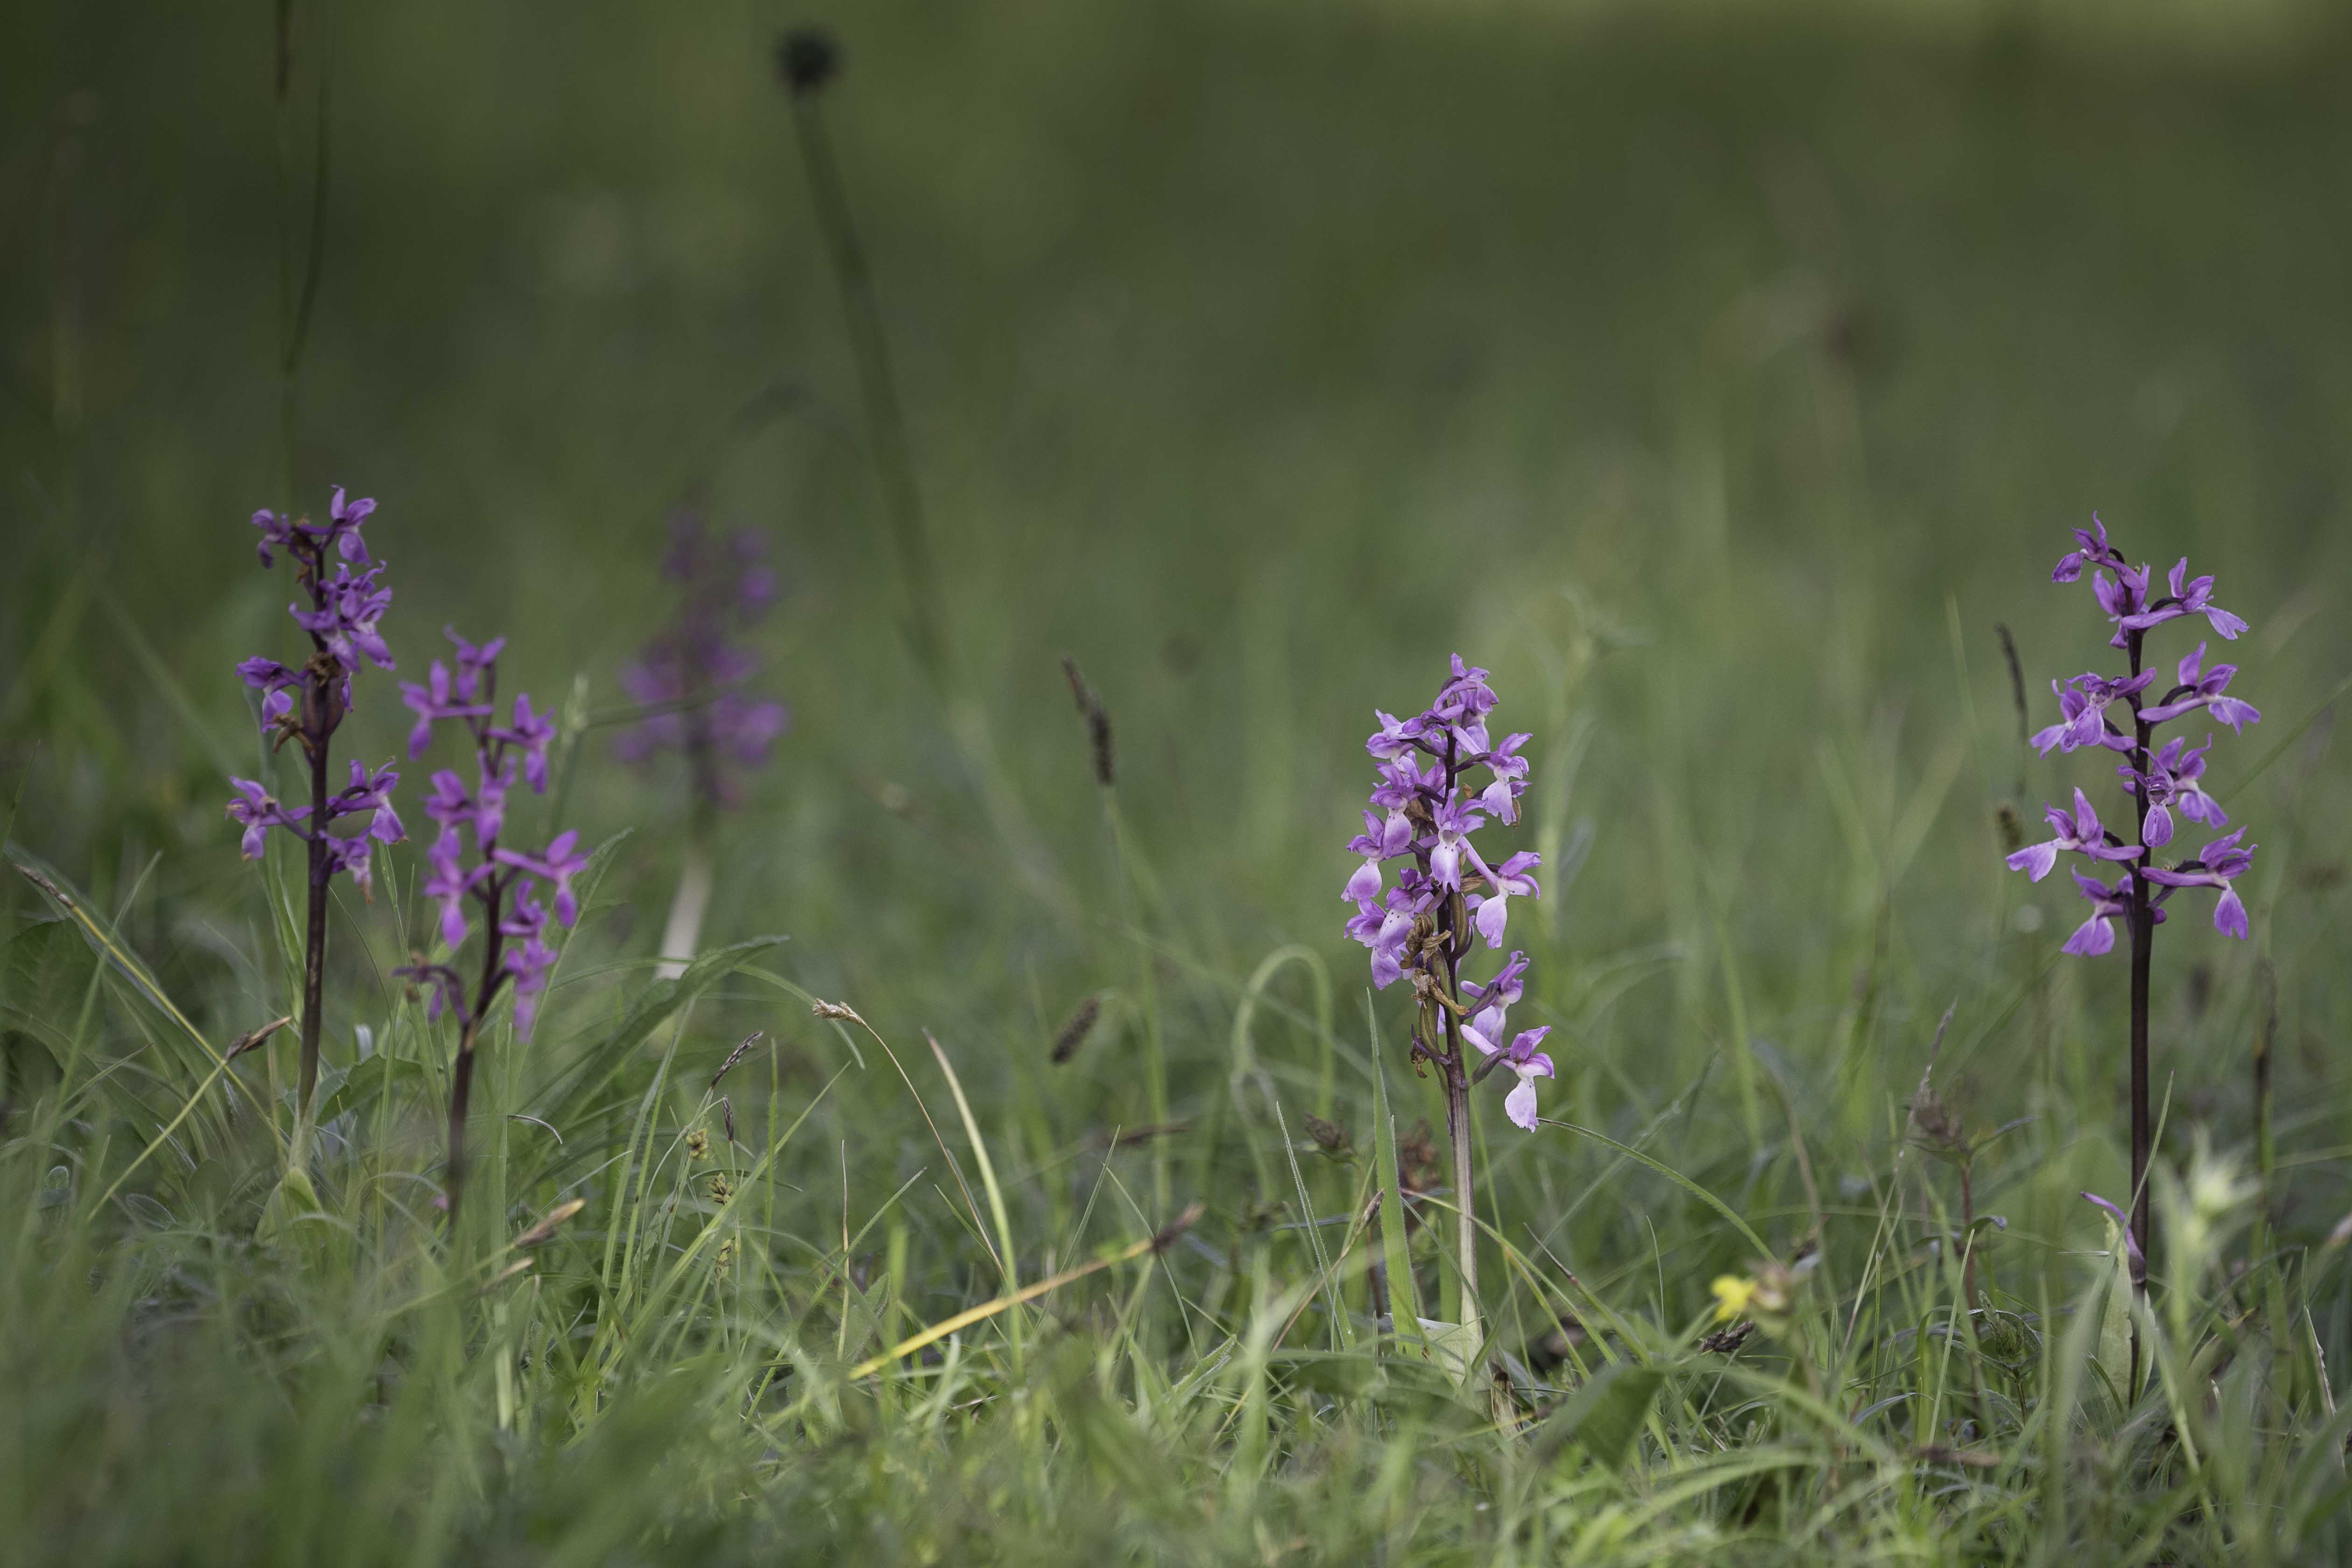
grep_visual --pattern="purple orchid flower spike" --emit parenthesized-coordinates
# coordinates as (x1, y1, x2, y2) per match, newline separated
(2005, 788, 2142, 882)
(391, 628, 582, 1225)
(1344, 656, 1547, 1343)
(2142, 829, 2257, 939)
(225, 487, 399, 1120)
(619, 510, 790, 813)
(2012, 517, 2262, 1294)
(2140, 643, 2261, 732)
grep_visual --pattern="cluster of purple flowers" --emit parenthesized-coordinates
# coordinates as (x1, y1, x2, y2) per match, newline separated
(1344, 656, 1551, 1130)
(397, 630, 585, 1036)
(2007, 517, 2260, 951)
(616, 512, 789, 811)
(226, 487, 406, 889)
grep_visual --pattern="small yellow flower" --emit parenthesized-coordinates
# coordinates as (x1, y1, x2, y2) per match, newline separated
(1710, 1275, 1758, 1323)
(686, 1128, 710, 1161)
(708, 1172, 734, 1205)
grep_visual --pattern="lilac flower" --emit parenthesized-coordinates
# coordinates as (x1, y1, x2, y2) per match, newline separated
(225, 779, 309, 860)
(2004, 788, 2142, 882)
(617, 510, 790, 813)
(2029, 672, 2152, 756)
(291, 562, 395, 673)
(2119, 559, 2248, 642)
(1464, 843, 1541, 949)
(1473, 1026, 1555, 1132)
(2119, 735, 2225, 850)
(2140, 643, 2261, 732)
(1366, 710, 1425, 761)
(238, 658, 304, 728)
(330, 760, 406, 844)
(1343, 811, 1390, 903)
(2050, 515, 2122, 583)
(2141, 829, 2257, 940)
(493, 830, 589, 925)
(1426, 797, 1485, 891)
(1476, 731, 1533, 822)
(1461, 949, 1528, 1041)
(422, 828, 476, 950)
(2061, 870, 2147, 957)
(491, 694, 558, 791)
(399, 656, 493, 758)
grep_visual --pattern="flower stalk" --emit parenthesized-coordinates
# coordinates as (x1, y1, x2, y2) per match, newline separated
(2007, 518, 2261, 1321)
(230, 490, 401, 1149)
(398, 630, 582, 1224)
(1345, 658, 1547, 1358)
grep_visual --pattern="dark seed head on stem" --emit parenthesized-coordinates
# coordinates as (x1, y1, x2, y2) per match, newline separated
(777, 28, 840, 97)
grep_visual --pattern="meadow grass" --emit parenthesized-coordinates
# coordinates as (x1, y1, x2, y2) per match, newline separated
(5, 2, 2352, 1562)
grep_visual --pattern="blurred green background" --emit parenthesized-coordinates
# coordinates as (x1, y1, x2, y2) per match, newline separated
(6, 0, 2350, 1233)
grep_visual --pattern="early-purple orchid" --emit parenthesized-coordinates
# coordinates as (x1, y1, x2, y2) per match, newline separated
(2008, 516, 2263, 1294)
(395, 629, 575, 1038)
(617, 511, 791, 813)
(1344, 655, 1548, 1348)
(393, 630, 585, 1221)
(225, 487, 404, 1117)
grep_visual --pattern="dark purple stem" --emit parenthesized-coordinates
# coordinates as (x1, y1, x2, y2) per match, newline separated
(2124, 627, 2153, 1303)
(294, 545, 342, 1123)
(444, 696, 514, 1227)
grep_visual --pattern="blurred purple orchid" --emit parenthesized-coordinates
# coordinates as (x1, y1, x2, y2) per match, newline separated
(393, 630, 581, 1041)
(617, 510, 790, 813)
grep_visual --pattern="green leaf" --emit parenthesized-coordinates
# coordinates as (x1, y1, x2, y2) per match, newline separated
(255, 1165, 322, 1248)
(1369, 1015, 1424, 1353)
(1539, 1363, 1665, 1471)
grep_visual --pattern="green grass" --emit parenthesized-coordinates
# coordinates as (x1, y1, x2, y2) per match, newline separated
(5, 1, 2352, 1561)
